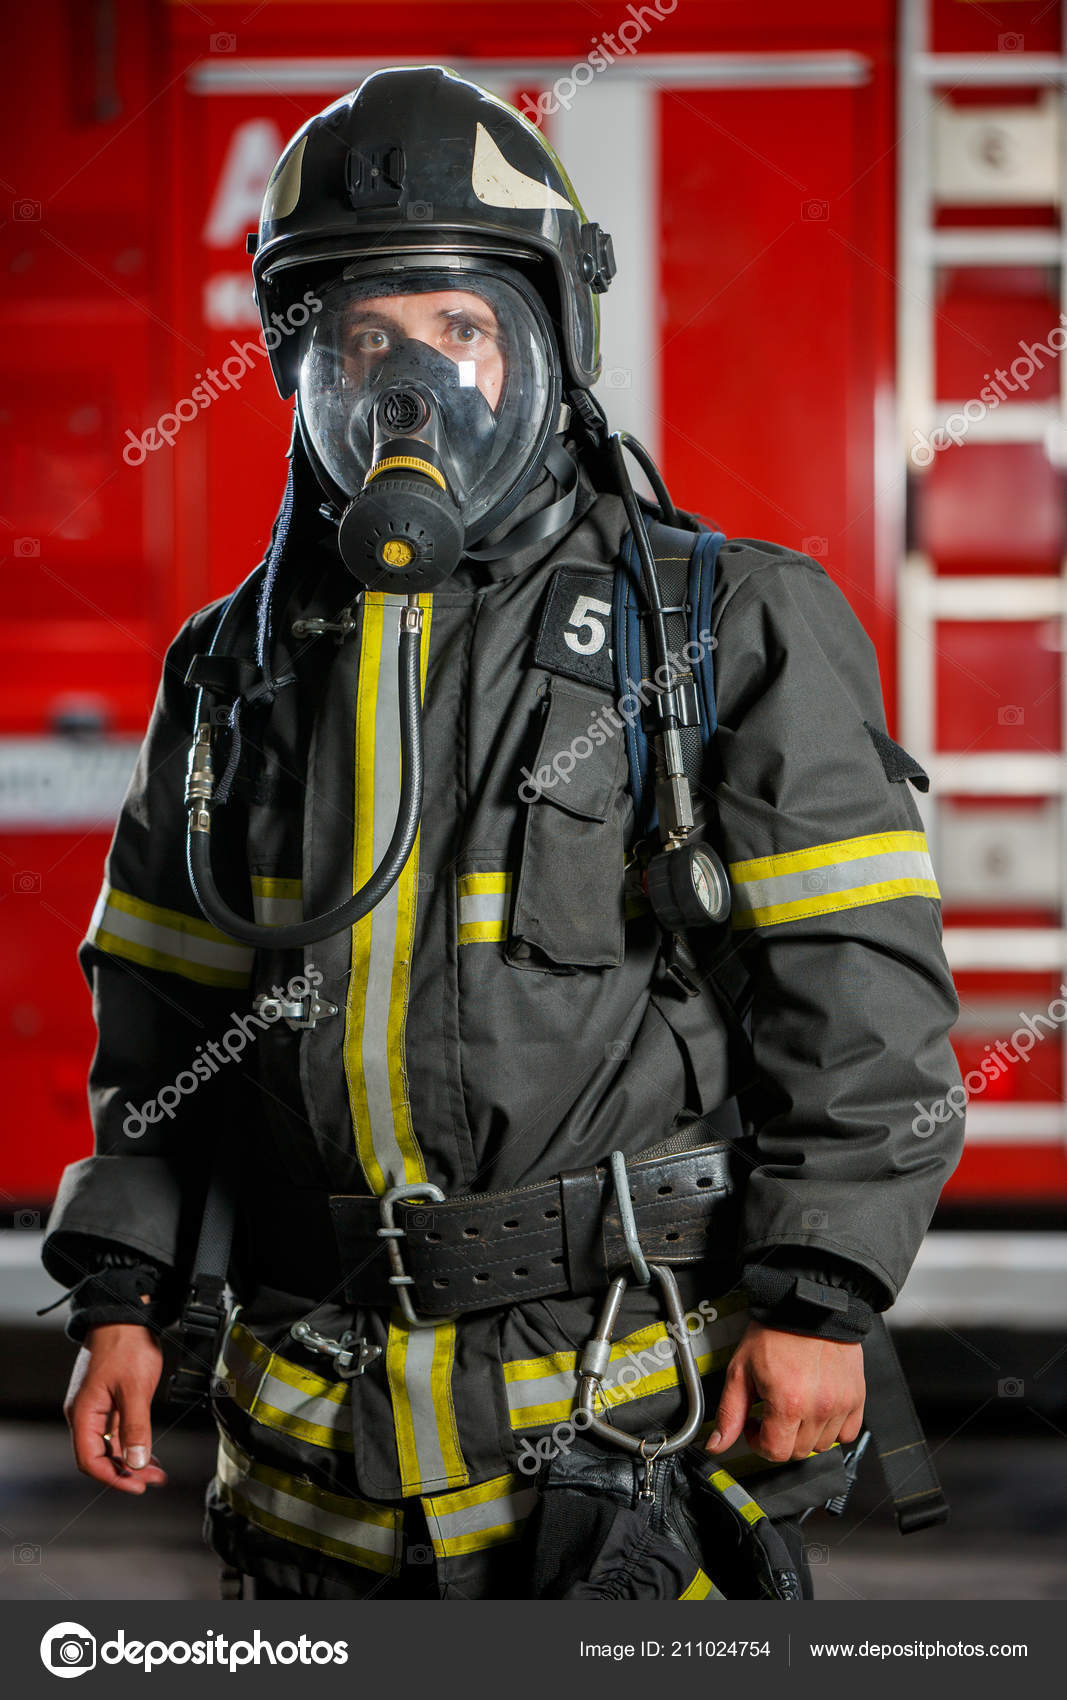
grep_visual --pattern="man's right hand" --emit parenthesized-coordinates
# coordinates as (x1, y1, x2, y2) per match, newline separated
(63, 1324, 168, 1495)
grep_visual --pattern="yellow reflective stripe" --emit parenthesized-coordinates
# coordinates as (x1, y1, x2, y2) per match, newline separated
(505, 1302, 751, 1430)
(387, 1316, 468, 1495)
(728, 831, 940, 928)
(730, 830, 930, 883)
(220, 1320, 352, 1453)
(214, 1430, 401, 1575)
(88, 882, 253, 988)
(421, 1472, 536, 1558)
(457, 871, 512, 946)
(250, 875, 304, 927)
(709, 1467, 766, 1524)
(679, 1567, 718, 1600)
(345, 592, 432, 1194)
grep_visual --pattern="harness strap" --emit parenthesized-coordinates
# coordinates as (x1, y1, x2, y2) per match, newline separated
(863, 1314, 950, 1533)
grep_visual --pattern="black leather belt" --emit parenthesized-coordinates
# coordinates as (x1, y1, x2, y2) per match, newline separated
(327, 1140, 740, 1318)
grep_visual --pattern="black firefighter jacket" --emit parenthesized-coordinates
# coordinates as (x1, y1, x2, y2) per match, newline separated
(42, 437, 965, 1597)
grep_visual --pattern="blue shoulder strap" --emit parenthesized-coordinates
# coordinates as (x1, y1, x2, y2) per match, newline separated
(611, 519, 725, 835)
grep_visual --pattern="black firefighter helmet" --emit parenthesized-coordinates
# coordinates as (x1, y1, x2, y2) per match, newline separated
(248, 64, 616, 400)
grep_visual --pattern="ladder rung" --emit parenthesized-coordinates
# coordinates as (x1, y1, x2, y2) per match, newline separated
(931, 754, 1066, 796)
(921, 401, 1061, 445)
(926, 229, 1065, 267)
(963, 1105, 1067, 1144)
(918, 53, 1067, 85)
(944, 926, 1067, 969)
(916, 576, 1067, 619)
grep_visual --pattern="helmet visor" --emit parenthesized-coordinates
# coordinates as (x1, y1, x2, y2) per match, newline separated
(297, 266, 557, 535)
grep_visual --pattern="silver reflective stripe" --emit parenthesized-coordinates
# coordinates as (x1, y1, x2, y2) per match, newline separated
(504, 1302, 750, 1428)
(459, 891, 508, 926)
(735, 848, 937, 914)
(250, 877, 304, 927)
(215, 1431, 401, 1573)
(88, 882, 253, 986)
(221, 1320, 352, 1452)
(422, 1475, 537, 1557)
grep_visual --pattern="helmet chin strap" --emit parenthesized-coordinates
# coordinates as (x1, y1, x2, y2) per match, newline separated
(463, 437, 579, 562)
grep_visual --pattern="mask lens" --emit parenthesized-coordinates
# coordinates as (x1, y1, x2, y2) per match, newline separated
(297, 268, 556, 535)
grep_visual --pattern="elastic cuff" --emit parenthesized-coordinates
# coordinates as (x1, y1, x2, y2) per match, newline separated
(741, 1263, 874, 1342)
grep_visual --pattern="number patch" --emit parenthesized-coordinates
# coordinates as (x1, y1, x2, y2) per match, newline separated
(533, 567, 616, 690)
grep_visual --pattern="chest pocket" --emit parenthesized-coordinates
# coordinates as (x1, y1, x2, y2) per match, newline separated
(507, 676, 629, 971)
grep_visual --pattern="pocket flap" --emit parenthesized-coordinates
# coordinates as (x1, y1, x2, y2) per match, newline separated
(526, 678, 626, 822)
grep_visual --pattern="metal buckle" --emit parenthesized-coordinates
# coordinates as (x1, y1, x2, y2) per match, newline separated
(377, 1180, 460, 1329)
(575, 1264, 705, 1456)
(289, 1321, 381, 1380)
(252, 991, 339, 1031)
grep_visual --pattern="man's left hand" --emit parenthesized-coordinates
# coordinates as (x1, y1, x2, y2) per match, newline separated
(705, 1320, 865, 1463)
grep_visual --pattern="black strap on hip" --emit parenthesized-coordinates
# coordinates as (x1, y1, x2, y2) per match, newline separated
(863, 1313, 949, 1533)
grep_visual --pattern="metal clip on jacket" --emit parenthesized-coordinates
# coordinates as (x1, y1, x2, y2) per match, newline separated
(576, 1264, 705, 1456)
(377, 1180, 460, 1328)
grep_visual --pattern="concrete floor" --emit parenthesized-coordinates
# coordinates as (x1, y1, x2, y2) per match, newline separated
(0, 1419, 1063, 1602)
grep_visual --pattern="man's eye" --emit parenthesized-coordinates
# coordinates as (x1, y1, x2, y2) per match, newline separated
(351, 328, 390, 353)
(448, 321, 482, 345)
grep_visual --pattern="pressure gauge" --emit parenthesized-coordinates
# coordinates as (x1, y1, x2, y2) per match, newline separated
(645, 840, 731, 931)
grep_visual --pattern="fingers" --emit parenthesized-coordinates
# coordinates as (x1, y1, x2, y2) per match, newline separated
(113, 1381, 153, 1472)
(705, 1357, 753, 1453)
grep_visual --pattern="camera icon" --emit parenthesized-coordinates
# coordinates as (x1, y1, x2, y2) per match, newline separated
(802, 536, 828, 558)
(210, 1374, 236, 1398)
(13, 199, 40, 221)
(406, 200, 434, 223)
(14, 1209, 41, 1231)
(41, 1624, 97, 1676)
(997, 1377, 1024, 1398)
(407, 1543, 434, 1565)
(999, 32, 1024, 53)
(997, 705, 1024, 726)
(209, 705, 233, 727)
(210, 32, 236, 52)
(408, 1209, 435, 1231)
(802, 200, 829, 222)
(605, 1040, 631, 1061)
(14, 1542, 42, 1564)
(805, 1543, 831, 1565)
(14, 537, 40, 557)
(605, 367, 631, 390)
(416, 871, 435, 891)
(802, 1208, 829, 1231)
(802, 869, 829, 894)
(13, 871, 41, 894)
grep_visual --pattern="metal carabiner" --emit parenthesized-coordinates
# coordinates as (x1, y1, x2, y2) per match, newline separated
(574, 1263, 705, 1456)
(377, 1179, 460, 1328)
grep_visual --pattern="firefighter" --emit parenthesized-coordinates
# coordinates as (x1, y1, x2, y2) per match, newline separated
(44, 67, 964, 1601)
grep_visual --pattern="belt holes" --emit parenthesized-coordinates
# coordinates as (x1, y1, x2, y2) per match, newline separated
(427, 1231, 442, 1242)
(513, 1267, 529, 1278)
(658, 1184, 673, 1196)
(474, 1272, 489, 1283)
(666, 1231, 680, 1242)
(543, 1208, 559, 1220)
(503, 1218, 520, 1229)
(432, 1277, 450, 1289)
(551, 1255, 563, 1266)
(463, 1226, 480, 1238)
(696, 1176, 716, 1188)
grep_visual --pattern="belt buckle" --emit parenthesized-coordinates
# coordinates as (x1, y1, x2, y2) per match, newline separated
(377, 1179, 460, 1329)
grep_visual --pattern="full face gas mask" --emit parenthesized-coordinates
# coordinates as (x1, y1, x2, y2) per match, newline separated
(295, 260, 566, 589)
